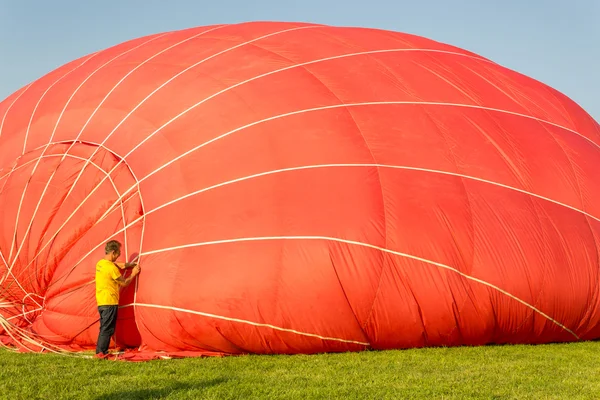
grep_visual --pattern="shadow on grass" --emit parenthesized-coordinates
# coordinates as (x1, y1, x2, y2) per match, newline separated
(94, 378, 228, 399)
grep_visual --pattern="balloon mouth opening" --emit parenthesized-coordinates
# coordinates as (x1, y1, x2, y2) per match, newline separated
(0, 140, 145, 352)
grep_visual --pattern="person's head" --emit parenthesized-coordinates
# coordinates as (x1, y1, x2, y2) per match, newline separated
(104, 240, 122, 261)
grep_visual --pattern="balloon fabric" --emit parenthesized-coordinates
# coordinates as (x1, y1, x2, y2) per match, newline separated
(1, 22, 599, 360)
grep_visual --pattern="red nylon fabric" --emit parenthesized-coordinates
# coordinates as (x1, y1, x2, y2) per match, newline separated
(1, 22, 599, 360)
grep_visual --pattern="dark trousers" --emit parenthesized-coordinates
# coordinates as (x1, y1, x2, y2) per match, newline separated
(96, 305, 118, 354)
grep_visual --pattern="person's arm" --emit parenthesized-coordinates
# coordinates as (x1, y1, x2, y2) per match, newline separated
(114, 261, 137, 270)
(115, 266, 140, 287)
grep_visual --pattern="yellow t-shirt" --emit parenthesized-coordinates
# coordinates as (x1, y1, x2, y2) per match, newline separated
(95, 259, 122, 306)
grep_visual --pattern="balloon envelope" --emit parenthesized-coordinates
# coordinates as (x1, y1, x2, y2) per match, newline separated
(1, 22, 599, 359)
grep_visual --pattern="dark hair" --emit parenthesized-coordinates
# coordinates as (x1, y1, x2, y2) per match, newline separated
(105, 240, 122, 255)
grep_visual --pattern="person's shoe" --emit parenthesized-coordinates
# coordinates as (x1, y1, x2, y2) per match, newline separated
(94, 352, 108, 359)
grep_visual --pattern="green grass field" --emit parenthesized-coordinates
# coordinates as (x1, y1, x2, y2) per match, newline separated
(1, 341, 599, 399)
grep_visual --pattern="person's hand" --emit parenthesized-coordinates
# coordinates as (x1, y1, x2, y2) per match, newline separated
(125, 262, 138, 268)
(132, 265, 141, 276)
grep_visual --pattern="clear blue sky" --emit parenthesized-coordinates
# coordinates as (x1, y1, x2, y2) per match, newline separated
(0, 0, 598, 121)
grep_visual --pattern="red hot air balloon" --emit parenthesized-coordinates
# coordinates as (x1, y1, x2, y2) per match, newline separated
(1, 22, 599, 360)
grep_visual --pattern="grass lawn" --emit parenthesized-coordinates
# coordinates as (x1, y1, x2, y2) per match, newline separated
(1, 341, 599, 399)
